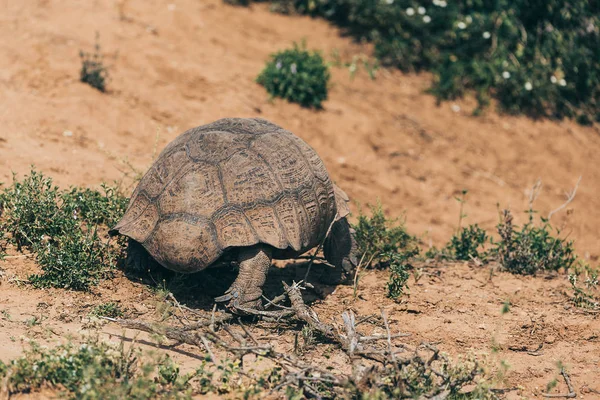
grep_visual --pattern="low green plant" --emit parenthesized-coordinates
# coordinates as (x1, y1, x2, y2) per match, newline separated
(79, 35, 109, 92)
(256, 41, 330, 108)
(0, 168, 128, 290)
(425, 190, 488, 262)
(494, 209, 576, 275)
(352, 204, 419, 299)
(568, 262, 599, 309)
(90, 302, 124, 318)
(446, 224, 489, 261)
(0, 339, 193, 399)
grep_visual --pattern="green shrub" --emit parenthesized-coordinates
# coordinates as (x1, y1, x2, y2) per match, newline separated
(255, 0, 599, 123)
(568, 262, 599, 309)
(446, 224, 489, 261)
(80, 36, 109, 92)
(256, 42, 330, 108)
(352, 204, 419, 299)
(494, 209, 576, 275)
(0, 168, 128, 290)
(0, 339, 193, 399)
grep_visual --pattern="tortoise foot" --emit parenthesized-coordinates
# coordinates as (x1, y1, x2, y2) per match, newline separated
(215, 286, 263, 315)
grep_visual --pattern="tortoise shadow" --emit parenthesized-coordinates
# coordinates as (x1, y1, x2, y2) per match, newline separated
(120, 258, 341, 313)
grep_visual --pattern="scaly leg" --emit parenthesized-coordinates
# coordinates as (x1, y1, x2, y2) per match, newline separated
(214, 245, 272, 313)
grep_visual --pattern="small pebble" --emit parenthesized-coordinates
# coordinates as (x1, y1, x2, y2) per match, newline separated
(63, 130, 73, 137)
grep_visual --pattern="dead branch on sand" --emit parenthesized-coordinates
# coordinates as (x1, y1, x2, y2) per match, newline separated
(103, 281, 499, 398)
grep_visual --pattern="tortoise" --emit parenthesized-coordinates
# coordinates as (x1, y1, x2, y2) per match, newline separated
(109, 117, 357, 313)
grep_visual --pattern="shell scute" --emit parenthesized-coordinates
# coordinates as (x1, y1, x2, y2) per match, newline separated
(143, 148, 190, 199)
(274, 196, 302, 251)
(158, 164, 224, 217)
(220, 150, 281, 206)
(251, 133, 314, 191)
(244, 205, 288, 249)
(144, 218, 221, 272)
(212, 208, 258, 249)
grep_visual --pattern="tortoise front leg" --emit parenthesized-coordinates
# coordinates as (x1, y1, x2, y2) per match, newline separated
(214, 245, 272, 313)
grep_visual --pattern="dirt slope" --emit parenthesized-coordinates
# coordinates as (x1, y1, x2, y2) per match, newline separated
(0, 0, 599, 398)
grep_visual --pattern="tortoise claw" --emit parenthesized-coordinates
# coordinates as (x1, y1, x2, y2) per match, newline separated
(214, 288, 239, 303)
(214, 293, 233, 302)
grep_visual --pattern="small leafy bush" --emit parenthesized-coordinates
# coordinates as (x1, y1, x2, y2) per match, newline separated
(494, 209, 576, 275)
(0, 339, 193, 399)
(250, 0, 599, 123)
(257, 42, 330, 108)
(352, 204, 419, 299)
(80, 36, 109, 92)
(568, 262, 599, 309)
(446, 224, 489, 261)
(0, 168, 128, 290)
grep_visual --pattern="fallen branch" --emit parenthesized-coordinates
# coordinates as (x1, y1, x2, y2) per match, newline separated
(543, 368, 576, 398)
(101, 281, 491, 399)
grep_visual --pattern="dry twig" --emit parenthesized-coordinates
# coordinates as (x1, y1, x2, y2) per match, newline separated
(543, 368, 576, 398)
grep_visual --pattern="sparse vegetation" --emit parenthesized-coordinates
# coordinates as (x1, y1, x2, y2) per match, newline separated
(352, 204, 419, 299)
(0, 338, 194, 399)
(257, 41, 330, 108)
(568, 262, 599, 309)
(236, 0, 600, 124)
(79, 35, 110, 92)
(495, 209, 576, 275)
(0, 168, 128, 290)
(0, 335, 494, 399)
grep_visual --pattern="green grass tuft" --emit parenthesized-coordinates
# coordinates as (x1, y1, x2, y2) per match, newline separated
(352, 204, 419, 299)
(0, 168, 128, 291)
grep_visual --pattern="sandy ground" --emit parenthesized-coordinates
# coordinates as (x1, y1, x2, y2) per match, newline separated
(1, 0, 599, 398)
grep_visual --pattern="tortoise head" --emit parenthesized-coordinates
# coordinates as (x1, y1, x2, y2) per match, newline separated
(323, 217, 359, 280)
(323, 184, 359, 282)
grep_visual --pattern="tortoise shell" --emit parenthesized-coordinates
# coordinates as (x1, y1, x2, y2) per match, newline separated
(111, 118, 337, 273)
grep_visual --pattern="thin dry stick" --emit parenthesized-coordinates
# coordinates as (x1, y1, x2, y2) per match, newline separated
(237, 318, 260, 346)
(543, 368, 576, 398)
(548, 176, 582, 221)
(303, 242, 325, 282)
(283, 281, 389, 363)
(262, 293, 292, 310)
(381, 309, 396, 363)
(528, 178, 543, 210)
(168, 293, 190, 324)
(199, 334, 218, 363)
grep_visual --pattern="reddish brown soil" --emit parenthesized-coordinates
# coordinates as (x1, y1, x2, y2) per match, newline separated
(1, 0, 599, 398)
